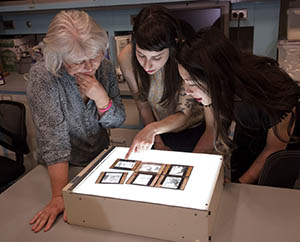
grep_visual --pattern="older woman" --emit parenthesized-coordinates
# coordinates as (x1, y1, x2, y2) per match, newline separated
(27, 10, 125, 232)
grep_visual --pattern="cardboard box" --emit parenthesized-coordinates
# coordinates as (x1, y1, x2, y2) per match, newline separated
(63, 147, 224, 242)
(0, 35, 35, 48)
(0, 35, 35, 72)
(278, 40, 300, 84)
(288, 8, 300, 40)
(0, 49, 17, 72)
(114, 34, 131, 57)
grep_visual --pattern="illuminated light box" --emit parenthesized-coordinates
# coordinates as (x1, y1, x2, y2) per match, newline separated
(63, 147, 224, 242)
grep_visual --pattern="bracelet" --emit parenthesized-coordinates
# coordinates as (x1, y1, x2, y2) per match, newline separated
(98, 99, 112, 113)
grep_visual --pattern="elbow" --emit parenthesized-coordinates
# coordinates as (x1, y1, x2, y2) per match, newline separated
(102, 110, 126, 129)
(115, 113, 126, 128)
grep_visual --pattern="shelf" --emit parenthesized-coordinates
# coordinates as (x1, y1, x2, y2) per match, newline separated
(0, 0, 198, 13)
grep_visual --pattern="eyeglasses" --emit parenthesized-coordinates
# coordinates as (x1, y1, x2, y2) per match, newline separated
(65, 52, 104, 70)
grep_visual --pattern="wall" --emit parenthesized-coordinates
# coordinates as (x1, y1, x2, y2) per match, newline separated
(0, 0, 281, 60)
(231, 0, 280, 59)
(0, 8, 142, 65)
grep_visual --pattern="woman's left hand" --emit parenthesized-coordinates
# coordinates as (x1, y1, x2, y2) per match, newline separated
(75, 73, 109, 106)
(238, 174, 257, 184)
(154, 141, 172, 151)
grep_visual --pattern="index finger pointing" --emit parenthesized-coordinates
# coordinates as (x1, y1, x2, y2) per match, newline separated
(125, 144, 136, 159)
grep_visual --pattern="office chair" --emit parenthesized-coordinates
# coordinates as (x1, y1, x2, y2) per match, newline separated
(258, 150, 300, 189)
(0, 100, 29, 188)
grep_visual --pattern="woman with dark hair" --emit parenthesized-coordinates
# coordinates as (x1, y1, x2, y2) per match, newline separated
(176, 27, 300, 184)
(118, 5, 204, 158)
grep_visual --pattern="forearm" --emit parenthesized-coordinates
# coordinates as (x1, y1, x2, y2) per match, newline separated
(97, 67, 126, 128)
(138, 104, 166, 146)
(240, 116, 292, 184)
(47, 162, 69, 198)
(99, 98, 126, 128)
(92, 59, 126, 127)
(134, 97, 155, 126)
(240, 110, 294, 183)
(193, 106, 215, 153)
(239, 147, 285, 183)
(193, 127, 215, 153)
(101, 70, 126, 126)
(30, 162, 68, 232)
(147, 112, 189, 136)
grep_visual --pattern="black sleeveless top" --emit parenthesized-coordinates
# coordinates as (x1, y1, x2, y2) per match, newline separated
(230, 99, 300, 181)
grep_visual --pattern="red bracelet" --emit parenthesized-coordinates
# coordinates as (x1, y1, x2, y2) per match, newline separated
(98, 99, 112, 113)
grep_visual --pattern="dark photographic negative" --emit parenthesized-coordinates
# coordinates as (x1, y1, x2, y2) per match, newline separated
(161, 176, 183, 189)
(133, 173, 153, 186)
(136, 162, 165, 174)
(96, 172, 127, 184)
(102, 172, 122, 183)
(156, 175, 189, 190)
(140, 164, 161, 172)
(164, 164, 193, 177)
(168, 165, 187, 176)
(115, 160, 135, 169)
(126, 172, 159, 187)
(110, 158, 140, 170)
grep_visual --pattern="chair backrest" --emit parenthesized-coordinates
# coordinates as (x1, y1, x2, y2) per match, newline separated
(0, 100, 29, 163)
(258, 150, 300, 189)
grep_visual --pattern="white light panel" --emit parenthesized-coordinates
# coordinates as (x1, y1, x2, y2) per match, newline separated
(73, 147, 223, 210)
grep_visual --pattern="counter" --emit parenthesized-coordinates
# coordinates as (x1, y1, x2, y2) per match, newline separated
(0, 73, 27, 94)
(1, 164, 300, 242)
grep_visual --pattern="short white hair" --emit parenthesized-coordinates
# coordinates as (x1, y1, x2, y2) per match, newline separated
(43, 10, 109, 75)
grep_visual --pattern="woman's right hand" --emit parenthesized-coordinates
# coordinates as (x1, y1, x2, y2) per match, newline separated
(30, 196, 66, 232)
(125, 124, 158, 159)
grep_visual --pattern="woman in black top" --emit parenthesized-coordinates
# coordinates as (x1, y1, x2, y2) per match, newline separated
(176, 27, 300, 183)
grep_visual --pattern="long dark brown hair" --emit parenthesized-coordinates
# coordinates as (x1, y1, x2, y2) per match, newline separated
(177, 27, 300, 150)
(131, 5, 189, 107)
